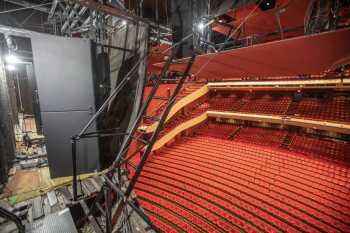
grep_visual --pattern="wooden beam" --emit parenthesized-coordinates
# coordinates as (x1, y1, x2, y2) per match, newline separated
(152, 112, 208, 151)
(143, 85, 209, 133)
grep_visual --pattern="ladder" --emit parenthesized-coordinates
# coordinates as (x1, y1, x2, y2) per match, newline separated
(79, 48, 196, 233)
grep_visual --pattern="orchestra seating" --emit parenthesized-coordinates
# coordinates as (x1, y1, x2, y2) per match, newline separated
(135, 123, 350, 232)
(134, 77, 350, 232)
(234, 126, 287, 147)
(289, 134, 350, 164)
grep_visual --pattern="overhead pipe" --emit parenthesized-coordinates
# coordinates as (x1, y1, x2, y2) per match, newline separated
(48, 0, 59, 19)
(3, 0, 50, 13)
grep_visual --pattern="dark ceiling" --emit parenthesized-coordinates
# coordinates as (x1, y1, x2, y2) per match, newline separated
(0, 0, 252, 33)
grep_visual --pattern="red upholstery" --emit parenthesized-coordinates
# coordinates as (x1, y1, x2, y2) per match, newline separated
(234, 127, 287, 147)
(208, 93, 292, 115)
(291, 96, 350, 122)
(158, 102, 209, 138)
(135, 129, 350, 232)
(138, 84, 350, 232)
(290, 134, 350, 164)
(195, 122, 240, 139)
(208, 93, 350, 123)
(239, 94, 292, 115)
(143, 82, 204, 125)
(208, 94, 248, 112)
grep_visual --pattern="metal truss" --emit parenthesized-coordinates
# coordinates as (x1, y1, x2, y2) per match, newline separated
(43, 0, 128, 38)
(71, 39, 196, 231)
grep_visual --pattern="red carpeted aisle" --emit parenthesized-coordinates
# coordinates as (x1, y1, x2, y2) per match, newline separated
(134, 131, 350, 232)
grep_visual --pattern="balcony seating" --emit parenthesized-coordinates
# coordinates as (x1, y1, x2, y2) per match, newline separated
(208, 93, 292, 115)
(134, 126, 350, 232)
(207, 92, 350, 123)
(291, 96, 350, 122)
(239, 94, 292, 115)
(208, 93, 251, 112)
(158, 102, 209, 138)
(144, 82, 204, 125)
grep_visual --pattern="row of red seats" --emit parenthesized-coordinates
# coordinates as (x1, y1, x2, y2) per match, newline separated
(194, 122, 240, 139)
(290, 96, 350, 122)
(208, 95, 246, 112)
(181, 135, 350, 180)
(234, 127, 287, 148)
(239, 94, 292, 115)
(208, 93, 292, 115)
(208, 93, 350, 123)
(158, 102, 209, 138)
(177, 136, 350, 197)
(197, 123, 350, 165)
(289, 134, 350, 164)
(143, 82, 204, 125)
(135, 134, 350, 232)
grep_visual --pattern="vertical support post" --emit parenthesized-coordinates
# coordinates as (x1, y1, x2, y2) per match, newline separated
(104, 185, 112, 233)
(71, 136, 78, 201)
(111, 54, 195, 225)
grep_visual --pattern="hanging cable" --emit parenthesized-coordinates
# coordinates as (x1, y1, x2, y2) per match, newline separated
(165, 0, 169, 27)
(0, 1, 61, 15)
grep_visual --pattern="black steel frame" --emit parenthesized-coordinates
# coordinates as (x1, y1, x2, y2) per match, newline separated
(71, 42, 195, 232)
(0, 206, 25, 233)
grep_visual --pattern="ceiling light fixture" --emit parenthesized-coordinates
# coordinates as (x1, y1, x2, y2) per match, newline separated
(197, 22, 205, 31)
(258, 0, 276, 11)
(5, 54, 21, 64)
(6, 64, 16, 71)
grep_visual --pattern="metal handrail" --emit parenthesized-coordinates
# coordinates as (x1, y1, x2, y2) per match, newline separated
(0, 206, 25, 233)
